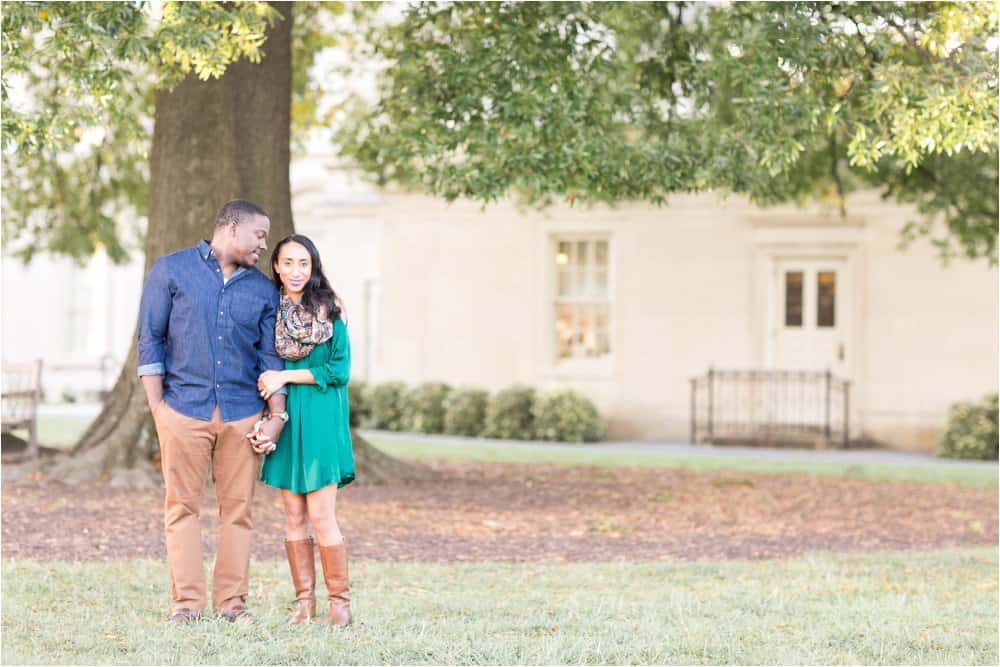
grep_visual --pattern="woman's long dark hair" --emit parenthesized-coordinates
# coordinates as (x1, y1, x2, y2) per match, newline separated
(271, 234, 342, 320)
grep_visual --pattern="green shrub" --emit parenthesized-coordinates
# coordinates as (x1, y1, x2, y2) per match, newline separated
(401, 382, 452, 433)
(347, 379, 369, 428)
(443, 387, 490, 437)
(533, 389, 607, 443)
(937, 393, 998, 460)
(483, 385, 536, 440)
(366, 381, 408, 431)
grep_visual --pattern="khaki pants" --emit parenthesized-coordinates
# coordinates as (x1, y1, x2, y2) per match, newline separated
(153, 402, 261, 613)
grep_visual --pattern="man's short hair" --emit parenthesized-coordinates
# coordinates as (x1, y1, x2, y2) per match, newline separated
(214, 199, 268, 228)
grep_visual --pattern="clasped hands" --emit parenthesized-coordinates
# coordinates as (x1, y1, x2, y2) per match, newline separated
(247, 370, 289, 455)
(246, 416, 281, 455)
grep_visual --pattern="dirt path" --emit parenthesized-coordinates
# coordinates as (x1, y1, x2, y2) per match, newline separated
(3, 460, 996, 562)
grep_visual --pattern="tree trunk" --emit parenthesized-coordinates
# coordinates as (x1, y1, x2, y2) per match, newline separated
(59, 3, 422, 484)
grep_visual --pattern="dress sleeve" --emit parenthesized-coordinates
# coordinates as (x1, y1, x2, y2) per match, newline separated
(308, 317, 350, 391)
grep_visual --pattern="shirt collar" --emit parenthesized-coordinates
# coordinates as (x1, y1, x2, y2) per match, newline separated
(197, 240, 214, 261)
(199, 239, 251, 283)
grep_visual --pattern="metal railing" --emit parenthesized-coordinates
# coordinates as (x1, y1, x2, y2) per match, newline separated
(690, 368, 851, 448)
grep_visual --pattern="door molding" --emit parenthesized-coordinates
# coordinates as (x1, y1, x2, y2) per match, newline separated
(753, 243, 861, 376)
(767, 256, 849, 376)
(750, 237, 866, 437)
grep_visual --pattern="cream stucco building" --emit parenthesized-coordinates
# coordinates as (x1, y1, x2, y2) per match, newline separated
(295, 155, 997, 452)
(4, 153, 996, 451)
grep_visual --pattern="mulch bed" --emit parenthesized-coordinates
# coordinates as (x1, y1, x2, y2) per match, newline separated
(2, 460, 996, 562)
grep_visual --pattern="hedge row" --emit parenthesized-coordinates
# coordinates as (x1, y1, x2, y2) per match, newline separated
(347, 381, 606, 443)
(937, 393, 998, 461)
(352, 385, 999, 455)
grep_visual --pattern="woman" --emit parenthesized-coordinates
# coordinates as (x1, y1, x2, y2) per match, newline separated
(254, 234, 355, 627)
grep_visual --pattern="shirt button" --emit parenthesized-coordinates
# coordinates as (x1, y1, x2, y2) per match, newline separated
(218, 336, 222, 341)
(219, 311, 224, 316)
(217, 361, 222, 365)
(216, 268, 220, 273)
(216, 384, 220, 388)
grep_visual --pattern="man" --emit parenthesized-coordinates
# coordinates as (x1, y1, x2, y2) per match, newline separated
(137, 199, 287, 624)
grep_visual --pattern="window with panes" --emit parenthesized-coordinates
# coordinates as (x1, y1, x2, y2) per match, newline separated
(553, 238, 611, 360)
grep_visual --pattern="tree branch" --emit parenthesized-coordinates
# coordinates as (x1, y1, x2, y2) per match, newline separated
(829, 131, 846, 218)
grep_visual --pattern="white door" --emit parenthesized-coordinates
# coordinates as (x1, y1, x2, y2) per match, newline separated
(769, 258, 849, 377)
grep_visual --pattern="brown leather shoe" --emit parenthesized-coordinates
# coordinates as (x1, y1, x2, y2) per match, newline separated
(318, 541, 351, 627)
(285, 537, 317, 624)
(167, 608, 200, 624)
(220, 605, 255, 624)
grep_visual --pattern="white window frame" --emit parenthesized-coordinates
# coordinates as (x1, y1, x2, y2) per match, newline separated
(547, 233, 615, 377)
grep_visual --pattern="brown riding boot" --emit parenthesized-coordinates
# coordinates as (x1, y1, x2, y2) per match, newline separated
(284, 538, 317, 624)
(318, 541, 351, 627)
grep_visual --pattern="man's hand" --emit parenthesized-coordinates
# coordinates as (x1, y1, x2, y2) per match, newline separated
(257, 370, 287, 401)
(140, 375, 164, 414)
(247, 415, 283, 455)
(246, 419, 273, 454)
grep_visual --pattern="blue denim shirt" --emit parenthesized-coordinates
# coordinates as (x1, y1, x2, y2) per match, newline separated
(137, 240, 285, 422)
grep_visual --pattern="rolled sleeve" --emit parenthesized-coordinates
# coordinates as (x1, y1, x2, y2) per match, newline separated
(137, 362, 165, 377)
(136, 258, 171, 377)
(308, 319, 350, 392)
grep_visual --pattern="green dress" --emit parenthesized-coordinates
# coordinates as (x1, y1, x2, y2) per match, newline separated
(261, 317, 355, 493)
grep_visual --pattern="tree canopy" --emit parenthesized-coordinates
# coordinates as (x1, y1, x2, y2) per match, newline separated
(3, 1, 998, 264)
(0, 0, 341, 262)
(339, 1, 998, 262)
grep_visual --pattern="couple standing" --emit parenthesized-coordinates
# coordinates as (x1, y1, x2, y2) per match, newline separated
(137, 199, 354, 626)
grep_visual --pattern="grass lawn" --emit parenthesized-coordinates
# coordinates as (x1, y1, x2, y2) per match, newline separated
(366, 434, 999, 487)
(4, 415, 94, 451)
(27, 416, 998, 486)
(2, 548, 996, 665)
(36, 416, 91, 448)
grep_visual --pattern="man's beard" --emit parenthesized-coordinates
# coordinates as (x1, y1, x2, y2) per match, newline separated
(238, 251, 261, 267)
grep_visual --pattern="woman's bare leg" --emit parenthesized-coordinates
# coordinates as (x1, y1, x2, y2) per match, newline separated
(281, 490, 310, 541)
(305, 484, 343, 546)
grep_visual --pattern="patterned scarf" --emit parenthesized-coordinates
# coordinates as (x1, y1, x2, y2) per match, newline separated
(275, 293, 333, 360)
